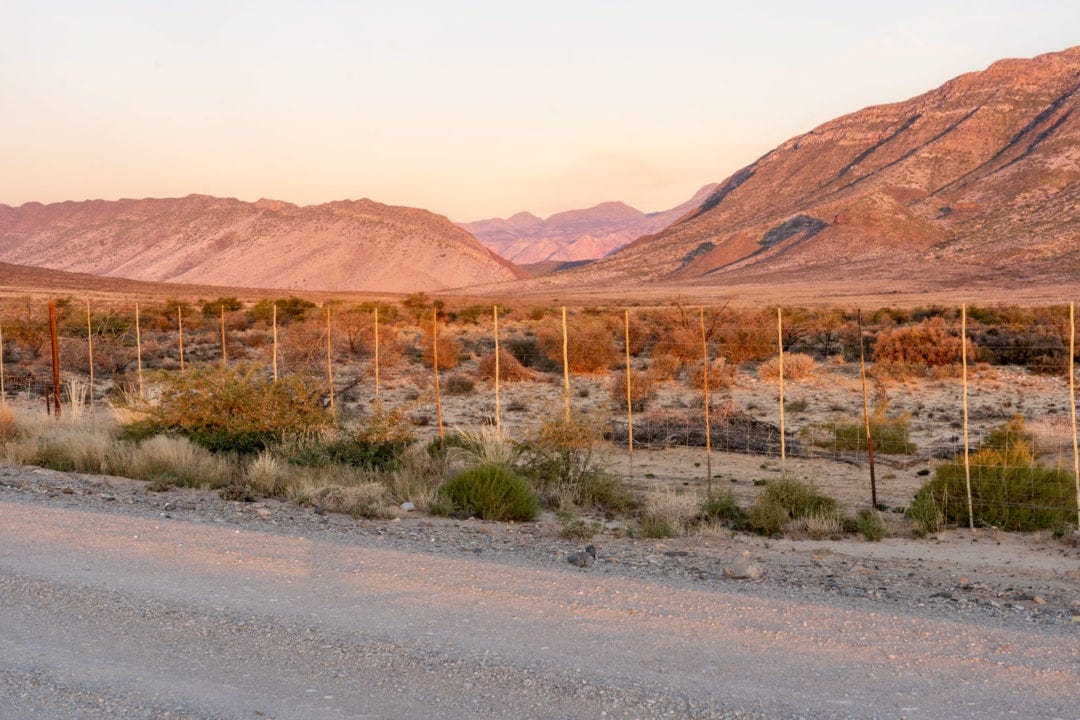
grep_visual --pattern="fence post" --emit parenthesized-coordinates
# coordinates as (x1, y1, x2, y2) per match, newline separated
(624, 309, 634, 481)
(777, 306, 786, 473)
(373, 306, 380, 401)
(961, 304, 974, 530)
(135, 302, 144, 399)
(85, 298, 95, 419)
(561, 306, 570, 422)
(0, 313, 6, 408)
(700, 307, 712, 497)
(48, 300, 61, 418)
(494, 305, 501, 437)
(326, 307, 335, 412)
(272, 303, 279, 382)
(1070, 301, 1079, 528)
(432, 307, 445, 442)
(177, 306, 185, 374)
(220, 304, 228, 367)
(858, 309, 877, 507)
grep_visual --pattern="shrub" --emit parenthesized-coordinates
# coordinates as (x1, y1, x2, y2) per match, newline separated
(639, 512, 679, 538)
(905, 490, 944, 536)
(126, 435, 234, 489)
(421, 328, 462, 370)
(444, 373, 475, 395)
(647, 353, 682, 380)
(687, 358, 737, 390)
(812, 411, 916, 455)
(132, 364, 333, 454)
(312, 483, 399, 519)
(610, 369, 656, 412)
(440, 463, 539, 521)
(557, 514, 600, 540)
(536, 319, 617, 374)
(746, 478, 840, 537)
(281, 434, 407, 473)
(912, 416, 1077, 531)
(476, 348, 537, 381)
(856, 508, 888, 541)
(758, 353, 816, 381)
(873, 317, 974, 375)
(972, 326, 1067, 375)
(698, 491, 746, 529)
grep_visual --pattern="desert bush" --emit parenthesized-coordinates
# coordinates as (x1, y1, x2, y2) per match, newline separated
(610, 369, 656, 412)
(536, 319, 617, 374)
(651, 326, 702, 367)
(687, 358, 738, 390)
(251, 297, 315, 326)
(502, 336, 560, 372)
(758, 352, 816, 381)
(873, 317, 974, 375)
(856, 508, 888, 541)
(518, 414, 636, 512)
(557, 514, 600, 540)
(439, 463, 538, 521)
(971, 326, 1068, 375)
(639, 486, 699, 537)
(476, 348, 537, 381)
(312, 483, 399, 519)
(809, 410, 916, 455)
(913, 416, 1076, 531)
(697, 491, 746, 529)
(243, 451, 294, 498)
(443, 373, 475, 395)
(716, 310, 775, 363)
(15, 424, 116, 474)
(646, 353, 682, 381)
(905, 492, 943, 536)
(129, 364, 333, 454)
(126, 435, 234, 488)
(0, 405, 18, 442)
(746, 478, 840, 537)
(418, 324, 462, 369)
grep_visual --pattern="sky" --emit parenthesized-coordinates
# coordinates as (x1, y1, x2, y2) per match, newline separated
(1, 2, 1078, 221)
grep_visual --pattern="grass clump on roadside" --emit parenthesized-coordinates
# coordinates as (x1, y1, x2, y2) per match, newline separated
(697, 491, 747, 530)
(912, 416, 1076, 532)
(855, 508, 888, 541)
(746, 477, 841, 538)
(438, 463, 539, 521)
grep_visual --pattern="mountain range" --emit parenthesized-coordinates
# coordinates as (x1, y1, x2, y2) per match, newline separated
(538, 45, 1080, 290)
(1, 46, 1078, 298)
(0, 195, 524, 293)
(458, 184, 717, 265)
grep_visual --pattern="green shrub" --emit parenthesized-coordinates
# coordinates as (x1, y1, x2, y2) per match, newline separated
(440, 463, 539, 521)
(912, 416, 1076, 531)
(746, 478, 840, 537)
(132, 365, 333, 454)
(639, 512, 678, 538)
(698, 491, 746, 528)
(856, 508, 888, 541)
(818, 412, 916, 455)
(557, 514, 600, 540)
(283, 436, 406, 472)
(905, 493, 943, 536)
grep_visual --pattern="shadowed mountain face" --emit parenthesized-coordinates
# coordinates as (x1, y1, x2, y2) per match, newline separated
(542, 46, 1080, 288)
(0, 195, 526, 293)
(459, 184, 718, 264)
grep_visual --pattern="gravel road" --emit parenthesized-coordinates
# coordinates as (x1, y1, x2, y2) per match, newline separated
(1, 465, 1078, 720)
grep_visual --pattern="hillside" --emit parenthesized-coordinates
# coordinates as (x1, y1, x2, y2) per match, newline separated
(0, 195, 526, 293)
(460, 184, 717, 264)
(540, 46, 1080, 289)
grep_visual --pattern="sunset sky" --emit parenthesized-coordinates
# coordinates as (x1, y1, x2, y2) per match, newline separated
(2, 1, 1078, 221)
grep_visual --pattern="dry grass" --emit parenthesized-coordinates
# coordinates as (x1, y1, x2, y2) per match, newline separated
(476, 349, 537, 381)
(609, 369, 656, 412)
(311, 483, 401, 519)
(125, 435, 234, 488)
(639, 485, 700, 537)
(688, 358, 738, 390)
(758, 353, 816, 381)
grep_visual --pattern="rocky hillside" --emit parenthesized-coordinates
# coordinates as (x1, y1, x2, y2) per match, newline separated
(0, 195, 526, 293)
(549, 46, 1080, 288)
(460, 184, 717, 264)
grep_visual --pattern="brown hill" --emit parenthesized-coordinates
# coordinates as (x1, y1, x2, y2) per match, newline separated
(540, 46, 1080, 290)
(460, 184, 718, 264)
(0, 195, 526, 293)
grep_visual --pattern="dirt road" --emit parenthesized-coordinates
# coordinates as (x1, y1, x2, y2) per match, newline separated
(1, 485, 1078, 719)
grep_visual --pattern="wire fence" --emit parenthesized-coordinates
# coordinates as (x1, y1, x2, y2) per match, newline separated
(1, 295, 1078, 526)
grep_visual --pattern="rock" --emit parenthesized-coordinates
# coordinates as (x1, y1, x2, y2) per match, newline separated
(1031, 595, 1046, 605)
(400, 501, 415, 511)
(566, 545, 597, 568)
(255, 507, 272, 519)
(723, 552, 762, 580)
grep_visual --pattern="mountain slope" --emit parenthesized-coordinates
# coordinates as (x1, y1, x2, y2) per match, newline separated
(460, 184, 718, 264)
(0, 195, 526, 293)
(550, 46, 1080, 288)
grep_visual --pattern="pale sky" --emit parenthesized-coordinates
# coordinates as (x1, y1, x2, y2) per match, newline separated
(1, 1, 1077, 221)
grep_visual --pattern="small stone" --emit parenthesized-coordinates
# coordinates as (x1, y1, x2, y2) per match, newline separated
(400, 501, 416, 511)
(723, 553, 762, 580)
(1031, 595, 1046, 605)
(255, 507, 272, 519)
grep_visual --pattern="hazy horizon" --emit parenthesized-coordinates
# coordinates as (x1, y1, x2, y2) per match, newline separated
(2, 2, 1078, 221)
